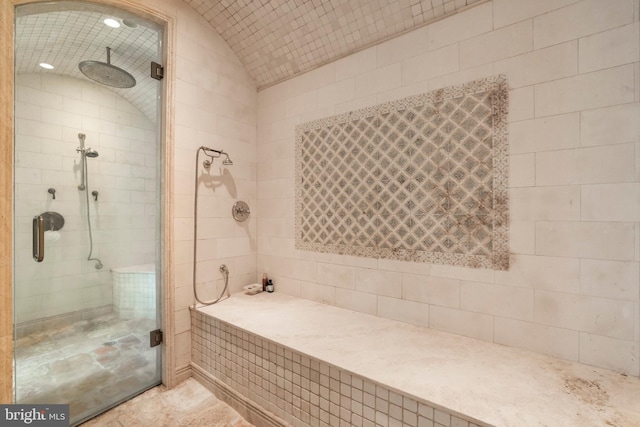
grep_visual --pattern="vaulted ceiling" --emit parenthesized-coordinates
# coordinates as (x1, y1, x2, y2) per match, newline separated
(14, 0, 482, 121)
(184, 0, 482, 88)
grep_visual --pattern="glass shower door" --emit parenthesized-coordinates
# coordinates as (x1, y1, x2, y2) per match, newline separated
(13, 3, 163, 425)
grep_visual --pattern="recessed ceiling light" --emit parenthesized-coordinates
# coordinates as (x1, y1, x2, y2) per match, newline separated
(104, 18, 120, 28)
(122, 19, 138, 28)
(39, 63, 54, 70)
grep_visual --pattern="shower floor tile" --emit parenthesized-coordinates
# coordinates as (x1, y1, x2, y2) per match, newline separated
(80, 378, 254, 427)
(15, 312, 159, 424)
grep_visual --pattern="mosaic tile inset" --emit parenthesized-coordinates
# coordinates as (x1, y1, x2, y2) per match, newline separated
(295, 75, 509, 270)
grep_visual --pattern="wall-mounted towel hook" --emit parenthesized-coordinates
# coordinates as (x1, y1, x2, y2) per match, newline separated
(48, 188, 56, 200)
(92, 190, 98, 201)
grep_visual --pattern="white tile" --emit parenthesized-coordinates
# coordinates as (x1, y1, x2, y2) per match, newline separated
(494, 318, 579, 361)
(535, 290, 635, 339)
(510, 186, 581, 221)
(258, 99, 287, 125)
(377, 81, 429, 105)
(355, 268, 402, 298)
(317, 79, 355, 109)
(429, 263, 494, 283)
(376, 258, 430, 276)
(581, 183, 640, 222)
(335, 47, 377, 81)
(535, 143, 636, 186)
(428, 63, 494, 92)
(335, 288, 377, 315)
(509, 221, 535, 255)
(534, 65, 635, 116)
(317, 263, 356, 290)
(335, 94, 378, 115)
(16, 118, 63, 140)
(401, 44, 459, 86)
(637, 141, 640, 182)
(271, 276, 302, 298)
(376, 26, 429, 67)
(580, 103, 640, 147)
(427, 2, 493, 50)
(535, 221, 635, 261)
(460, 281, 534, 321)
(508, 87, 534, 122)
(298, 281, 337, 305)
(579, 333, 639, 375)
(510, 113, 580, 155)
(429, 305, 494, 342)
(17, 85, 63, 109)
(494, 41, 578, 89)
(285, 89, 319, 119)
(509, 153, 535, 188)
(533, 0, 634, 49)
(495, 254, 580, 293)
(579, 23, 640, 73)
(377, 296, 429, 327)
(459, 21, 533, 70)
(402, 274, 460, 308)
(287, 63, 336, 99)
(14, 101, 41, 121)
(579, 259, 639, 301)
(493, 0, 580, 28)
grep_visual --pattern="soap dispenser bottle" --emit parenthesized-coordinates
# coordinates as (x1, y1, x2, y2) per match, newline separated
(262, 273, 267, 292)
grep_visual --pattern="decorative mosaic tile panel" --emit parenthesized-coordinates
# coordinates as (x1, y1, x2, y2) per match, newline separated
(191, 310, 489, 427)
(295, 75, 509, 270)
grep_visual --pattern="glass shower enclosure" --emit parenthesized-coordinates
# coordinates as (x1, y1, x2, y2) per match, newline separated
(13, 2, 163, 425)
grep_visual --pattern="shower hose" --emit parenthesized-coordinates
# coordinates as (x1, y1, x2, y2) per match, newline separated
(82, 154, 103, 270)
(192, 147, 230, 306)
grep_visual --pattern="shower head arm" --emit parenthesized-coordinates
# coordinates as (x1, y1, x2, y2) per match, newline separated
(200, 146, 233, 167)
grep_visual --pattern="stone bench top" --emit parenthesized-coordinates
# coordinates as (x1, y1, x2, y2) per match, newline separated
(196, 292, 640, 427)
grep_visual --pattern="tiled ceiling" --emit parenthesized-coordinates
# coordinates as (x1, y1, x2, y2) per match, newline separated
(185, 0, 483, 88)
(15, 3, 161, 123)
(14, 0, 482, 120)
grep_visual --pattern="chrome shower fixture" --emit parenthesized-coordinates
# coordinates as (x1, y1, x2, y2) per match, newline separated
(85, 148, 99, 158)
(199, 146, 233, 168)
(76, 134, 99, 191)
(78, 47, 136, 88)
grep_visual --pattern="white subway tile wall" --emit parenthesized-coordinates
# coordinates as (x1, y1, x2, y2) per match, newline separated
(14, 73, 157, 324)
(171, 0, 258, 371)
(257, 0, 640, 376)
(192, 311, 486, 427)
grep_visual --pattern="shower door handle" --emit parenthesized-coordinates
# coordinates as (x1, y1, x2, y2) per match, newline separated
(33, 215, 44, 262)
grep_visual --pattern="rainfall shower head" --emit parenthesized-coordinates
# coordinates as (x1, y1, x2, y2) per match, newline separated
(78, 47, 136, 88)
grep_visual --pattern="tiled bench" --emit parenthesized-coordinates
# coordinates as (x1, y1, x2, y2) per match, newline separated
(191, 292, 640, 427)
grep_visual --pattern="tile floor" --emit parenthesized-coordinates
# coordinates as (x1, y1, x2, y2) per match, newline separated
(80, 378, 254, 427)
(15, 312, 160, 425)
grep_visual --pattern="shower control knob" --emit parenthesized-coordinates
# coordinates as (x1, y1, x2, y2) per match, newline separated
(232, 201, 251, 222)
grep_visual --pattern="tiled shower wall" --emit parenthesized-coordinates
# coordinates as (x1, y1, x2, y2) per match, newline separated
(257, 0, 640, 376)
(1, 0, 259, 397)
(14, 73, 156, 324)
(169, 0, 258, 375)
